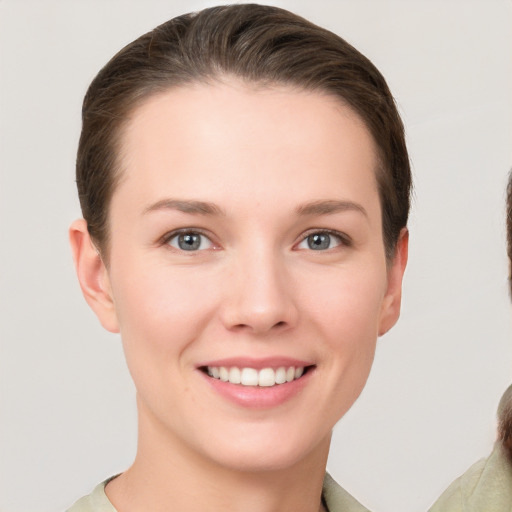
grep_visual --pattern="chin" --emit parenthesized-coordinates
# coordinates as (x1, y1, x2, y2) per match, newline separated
(196, 426, 331, 474)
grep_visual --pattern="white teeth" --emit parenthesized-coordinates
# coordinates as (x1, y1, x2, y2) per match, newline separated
(229, 367, 241, 384)
(241, 368, 259, 386)
(219, 367, 229, 382)
(258, 368, 275, 387)
(206, 365, 307, 387)
(275, 367, 287, 384)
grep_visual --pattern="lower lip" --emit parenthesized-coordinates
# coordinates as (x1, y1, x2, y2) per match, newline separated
(200, 369, 314, 409)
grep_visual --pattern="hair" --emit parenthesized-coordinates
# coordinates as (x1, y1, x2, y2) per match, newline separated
(498, 384, 512, 460)
(498, 170, 512, 460)
(507, 169, 512, 296)
(76, 4, 411, 259)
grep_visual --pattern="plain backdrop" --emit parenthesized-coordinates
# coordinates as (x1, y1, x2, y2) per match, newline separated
(1, 1, 511, 511)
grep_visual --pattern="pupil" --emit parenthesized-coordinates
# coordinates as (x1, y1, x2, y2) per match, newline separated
(308, 233, 330, 250)
(179, 233, 200, 250)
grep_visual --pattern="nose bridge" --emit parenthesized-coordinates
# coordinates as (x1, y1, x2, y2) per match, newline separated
(222, 240, 298, 334)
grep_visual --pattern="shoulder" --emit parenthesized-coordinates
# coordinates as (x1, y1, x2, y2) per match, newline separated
(428, 442, 512, 512)
(323, 473, 372, 512)
(67, 477, 117, 512)
(67, 473, 367, 512)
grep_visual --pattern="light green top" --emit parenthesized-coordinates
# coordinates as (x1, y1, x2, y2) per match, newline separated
(428, 442, 512, 512)
(67, 473, 370, 512)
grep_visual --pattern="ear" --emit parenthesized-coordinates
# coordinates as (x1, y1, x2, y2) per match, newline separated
(69, 219, 119, 333)
(378, 228, 409, 336)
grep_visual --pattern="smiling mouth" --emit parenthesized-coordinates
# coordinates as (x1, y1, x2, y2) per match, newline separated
(201, 365, 313, 387)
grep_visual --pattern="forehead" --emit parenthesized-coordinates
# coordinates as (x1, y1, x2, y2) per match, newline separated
(115, 80, 380, 213)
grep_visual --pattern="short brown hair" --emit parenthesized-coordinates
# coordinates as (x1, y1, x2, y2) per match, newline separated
(507, 170, 512, 295)
(77, 4, 411, 258)
(498, 384, 512, 459)
(499, 172, 512, 460)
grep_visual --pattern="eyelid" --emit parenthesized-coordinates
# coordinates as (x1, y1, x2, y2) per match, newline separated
(158, 227, 351, 252)
(295, 228, 352, 250)
(160, 228, 220, 251)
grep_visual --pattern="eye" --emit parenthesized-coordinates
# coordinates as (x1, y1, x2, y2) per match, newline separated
(296, 231, 348, 251)
(166, 231, 214, 251)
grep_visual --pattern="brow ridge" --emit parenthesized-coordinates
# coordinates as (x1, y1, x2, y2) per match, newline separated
(144, 198, 366, 218)
(296, 199, 367, 217)
(144, 199, 225, 216)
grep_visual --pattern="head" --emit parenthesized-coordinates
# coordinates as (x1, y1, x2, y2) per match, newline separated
(498, 170, 512, 459)
(70, 5, 410, 474)
(76, 3, 410, 262)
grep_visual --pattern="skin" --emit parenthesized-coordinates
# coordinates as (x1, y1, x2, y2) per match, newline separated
(70, 79, 408, 512)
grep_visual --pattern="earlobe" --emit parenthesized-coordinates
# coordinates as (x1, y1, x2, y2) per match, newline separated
(69, 219, 120, 333)
(378, 228, 409, 336)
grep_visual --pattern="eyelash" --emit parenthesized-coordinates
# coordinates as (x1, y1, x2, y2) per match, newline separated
(160, 227, 352, 253)
(161, 229, 217, 252)
(296, 229, 352, 251)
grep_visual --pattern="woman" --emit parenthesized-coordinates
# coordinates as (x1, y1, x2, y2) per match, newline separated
(68, 4, 410, 511)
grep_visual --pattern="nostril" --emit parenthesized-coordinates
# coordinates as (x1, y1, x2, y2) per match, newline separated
(232, 323, 250, 330)
(230, 320, 288, 333)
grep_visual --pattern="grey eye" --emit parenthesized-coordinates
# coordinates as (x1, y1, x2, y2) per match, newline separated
(168, 232, 213, 251)
(297, 231, 345, 251)
(307, 233, 332, 250)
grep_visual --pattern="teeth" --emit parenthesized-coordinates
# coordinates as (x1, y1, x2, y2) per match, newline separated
(229, 367, 241, 384)
(241, 368, 259, 386)
(206, 365, 306, 387)
(219, 367, 229, 382)
(258, 368, 275, 387)
(275, 367, 287, 384)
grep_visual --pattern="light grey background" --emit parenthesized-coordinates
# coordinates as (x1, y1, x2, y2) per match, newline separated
(1, 1, 511, 511)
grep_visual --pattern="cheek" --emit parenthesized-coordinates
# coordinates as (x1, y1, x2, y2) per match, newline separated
(109, 261, 220, 363)
(306, 264, 387, 343)
(108, 264, 224, 416)
(304, 264, 386, 399)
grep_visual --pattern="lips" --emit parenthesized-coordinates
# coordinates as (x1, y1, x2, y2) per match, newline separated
(197, 358, 314, 408)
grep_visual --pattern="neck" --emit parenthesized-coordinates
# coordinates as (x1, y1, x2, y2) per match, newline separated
(106, 399, 331, 512)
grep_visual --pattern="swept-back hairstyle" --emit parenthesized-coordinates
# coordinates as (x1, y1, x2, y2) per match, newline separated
(77, 4, 411, 258)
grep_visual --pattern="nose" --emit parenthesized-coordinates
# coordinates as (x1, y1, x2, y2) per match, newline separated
(220, 247, 299, 335)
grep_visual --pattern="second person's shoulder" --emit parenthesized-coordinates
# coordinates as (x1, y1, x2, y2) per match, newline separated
(428, 442, 512, 512)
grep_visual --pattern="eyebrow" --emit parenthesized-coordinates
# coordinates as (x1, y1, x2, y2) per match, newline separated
(143, 199, 225, 216)
(296, 200, 368, 217)
(143, 198, 367, 218)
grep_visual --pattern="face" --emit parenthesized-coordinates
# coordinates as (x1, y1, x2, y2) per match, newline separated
(72, 80, 407, 473)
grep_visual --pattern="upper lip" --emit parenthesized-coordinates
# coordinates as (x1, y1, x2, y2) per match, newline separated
(197, 357, 314, 370)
